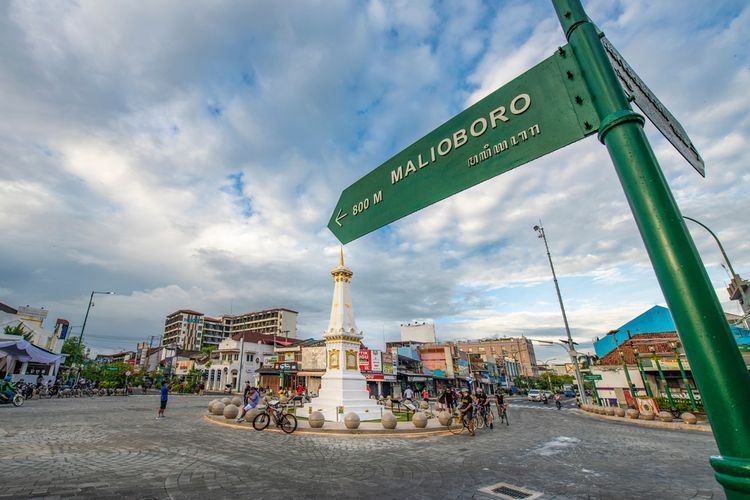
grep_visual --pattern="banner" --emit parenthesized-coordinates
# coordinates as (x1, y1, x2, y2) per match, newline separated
(358, 349, 372, 372)
(635, 397, 660, 414)
(371, 350, 382, 373)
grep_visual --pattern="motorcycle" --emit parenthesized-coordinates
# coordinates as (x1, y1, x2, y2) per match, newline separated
(0, 389, 24, 407)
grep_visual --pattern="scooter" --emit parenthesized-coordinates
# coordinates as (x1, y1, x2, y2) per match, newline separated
(0, 390, 24, 407)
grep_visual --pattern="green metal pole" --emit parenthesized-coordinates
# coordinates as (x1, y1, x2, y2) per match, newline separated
(673, 345, 699, 411)
(552, 1, 750, 496)
(619, 352, 637, 402)
(653, 354, 676, 411)
(633, 350, 653, 397)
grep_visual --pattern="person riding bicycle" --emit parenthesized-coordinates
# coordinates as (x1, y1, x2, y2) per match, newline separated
(0, 375, 17, 402)
(475, 388, 492, 429)
(457, 388, 475, 436)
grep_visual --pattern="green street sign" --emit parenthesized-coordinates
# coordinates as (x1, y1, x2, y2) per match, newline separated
(583, 374, 603, 381)
(328, 44, 599, 244)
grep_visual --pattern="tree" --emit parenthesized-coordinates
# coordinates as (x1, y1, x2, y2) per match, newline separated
(3, 324, 34, 341)
(61, 337, 88, 364)
(200, 346, 216, 355)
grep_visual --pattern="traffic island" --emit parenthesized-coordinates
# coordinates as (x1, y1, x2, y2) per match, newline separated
(202, 414, 454, 437)
(575, 409, 712, 433)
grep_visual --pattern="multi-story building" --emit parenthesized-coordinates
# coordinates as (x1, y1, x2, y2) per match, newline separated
(454, 337, 538, 377)
(227, 308, 297, 338)
(163, 307, 298, 351)
(163, 309, 205, 351)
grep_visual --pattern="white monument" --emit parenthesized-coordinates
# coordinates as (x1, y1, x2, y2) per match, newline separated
(302, 249, 381, 421)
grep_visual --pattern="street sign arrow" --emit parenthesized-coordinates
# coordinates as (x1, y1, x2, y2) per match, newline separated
(601, 36, 705, 177)
(334, 209, 347, 227)
(328, 45, 599, 244)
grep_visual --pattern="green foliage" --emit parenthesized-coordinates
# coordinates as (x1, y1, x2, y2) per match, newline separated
(61, 337, 88, 363)
(200, 346, 216, 355)
(3, 324, 33, 341)
(654, 396, 703, 413)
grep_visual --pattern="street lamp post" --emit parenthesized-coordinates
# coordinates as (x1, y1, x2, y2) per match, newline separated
(684, 216, 749, 328)
(533, 220, 587, 404)
(75, 290, 115, 366)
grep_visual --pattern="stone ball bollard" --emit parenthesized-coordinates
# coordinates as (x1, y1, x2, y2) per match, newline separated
(344, 412, 360, 430)
(381, 411, 397, 430)
(419, 401, 429, 410)
(640, 410, 655, 420)
(614, 407, 626, 418)
(231, 396, 243, 407)
(605, 407, 616, 416)
(681, 412, 697, 425)
(221, 397, 232, 405)
(208, 399, 220, 412)
(658, 411, 674, 423)
(211, 402, 226, 416)
(309, 411, 325, 428)
(412, 412, 428, 429)
(437, 411, 452, 426)
(223, 404, 239, 420)
(626, 409, 640, 419)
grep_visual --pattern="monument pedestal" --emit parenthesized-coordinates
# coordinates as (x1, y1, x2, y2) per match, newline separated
(302, 371, 382, 422)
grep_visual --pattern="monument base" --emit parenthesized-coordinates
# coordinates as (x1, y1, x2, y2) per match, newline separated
(301, 373, 382, 421)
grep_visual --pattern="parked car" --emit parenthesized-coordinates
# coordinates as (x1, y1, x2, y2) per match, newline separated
(527, 389, 542, 401)
(543, 390, 553, 400)
(563, 390, 575, 397)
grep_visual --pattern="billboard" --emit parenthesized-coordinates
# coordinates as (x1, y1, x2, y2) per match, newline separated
(359, 349, 372, 372)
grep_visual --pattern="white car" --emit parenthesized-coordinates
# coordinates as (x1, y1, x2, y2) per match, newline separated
(527, 389, 542, 401)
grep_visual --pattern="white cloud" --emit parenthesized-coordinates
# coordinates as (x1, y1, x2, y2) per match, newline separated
(0, 0, 747, 362)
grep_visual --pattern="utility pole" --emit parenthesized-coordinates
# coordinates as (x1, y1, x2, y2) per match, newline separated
(533, 222, 587, 404)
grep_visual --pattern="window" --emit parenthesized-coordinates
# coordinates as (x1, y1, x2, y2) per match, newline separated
(246, 354, 250, 362)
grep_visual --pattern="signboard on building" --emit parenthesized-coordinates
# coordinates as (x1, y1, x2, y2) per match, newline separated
(358, 349, 372, 372)
(371, 350, 382, 372)
(284, 352, 295, 362)
(274, 362, 298, 371)
(382, 351, 394, 375)
(263, 354, 278, 366)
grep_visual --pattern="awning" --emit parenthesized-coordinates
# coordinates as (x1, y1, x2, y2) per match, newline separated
(297, 371, 325, 377)
(0, 340, 63, 364)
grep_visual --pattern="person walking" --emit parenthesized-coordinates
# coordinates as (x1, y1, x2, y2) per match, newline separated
(444, 387, 455, 412)
(496, 392, 509, 426)
(421, 388, 429, 401)
(156, 381, 169, 419)
(403, 386, 414, 404)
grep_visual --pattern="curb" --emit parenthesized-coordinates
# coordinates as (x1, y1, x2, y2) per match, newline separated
(202, 415, 454, 438)
(575, 410, 712, 433)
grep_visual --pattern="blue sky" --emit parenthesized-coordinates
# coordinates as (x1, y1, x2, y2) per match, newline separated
(0, 1, 748, 362)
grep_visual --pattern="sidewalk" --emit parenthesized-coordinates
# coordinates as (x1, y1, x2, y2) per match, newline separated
(576, 409, 712, 433)
(204, 414, 454, 437)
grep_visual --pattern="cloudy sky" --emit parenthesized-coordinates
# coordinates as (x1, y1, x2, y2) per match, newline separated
(1, 0, 748, 362)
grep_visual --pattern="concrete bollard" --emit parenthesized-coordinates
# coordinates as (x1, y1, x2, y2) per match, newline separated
(381, 411, 397, 430)
(223, 404, 239, 420)
(614, 407, 626, 417)
(658, 411, 674, 423)
(211, 402, 226, 416)
(681, 412, 697, 424)
(412, 412, 428, 428)
(626, 409, 640, 419)
(309, 411, 325, 428)
(437, 411, 452, 426)
(640, 411, 655, 420)
(344, 412, 360, 430)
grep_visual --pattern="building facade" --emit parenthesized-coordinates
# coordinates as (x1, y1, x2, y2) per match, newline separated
(163, 308, 298, 351)
(454, 337, 538, 377)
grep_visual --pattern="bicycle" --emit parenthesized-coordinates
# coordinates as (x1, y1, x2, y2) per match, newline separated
(448, 410, 476, 436)
(252, 401, 298, 434)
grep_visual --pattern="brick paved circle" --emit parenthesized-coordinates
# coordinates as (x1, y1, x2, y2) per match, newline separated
(0, 396, 724, 499)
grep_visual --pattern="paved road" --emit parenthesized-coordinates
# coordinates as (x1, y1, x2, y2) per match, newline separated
(0, 395, 723, 499)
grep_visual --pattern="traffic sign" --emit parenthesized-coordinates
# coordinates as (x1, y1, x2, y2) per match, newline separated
(328, 45, 599, 244)
(583, 374, 602, 381)
(601, 36, 704, 177)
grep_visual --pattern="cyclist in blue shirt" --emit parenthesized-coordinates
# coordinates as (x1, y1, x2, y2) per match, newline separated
(156, 381, 169, 419)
